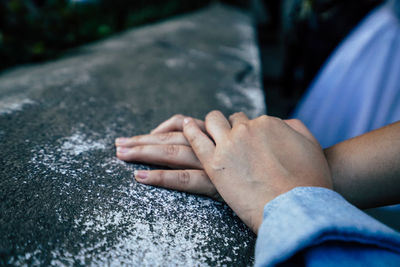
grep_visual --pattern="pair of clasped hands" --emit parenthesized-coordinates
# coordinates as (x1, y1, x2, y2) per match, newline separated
(115, 111, 332, 233)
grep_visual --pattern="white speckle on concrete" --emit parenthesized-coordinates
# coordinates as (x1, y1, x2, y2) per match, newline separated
(216, 20, 266, 118)
(49, 181, 249, 267)
(26, 125, 253, 266)
(30, 131, 107, 178)
(216, 92, 233, 109)
(235, 22, 261, 72)
(165, 58, 185, 68)
(0, 96, 34, 115)
(236, 85, 265, 118)
(61, 132, 106, 156)
(217, 84, 265, 119)
(16, 249, 42, 266)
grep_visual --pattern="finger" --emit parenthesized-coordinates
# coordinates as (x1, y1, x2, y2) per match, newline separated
(115, 132, 189, 147)
(229, 112, 249, 127)
(205, 110, 231, 144)
(183, 118, 215, 164)
(151, 114, 206, 134)
(116, 144, 202, 169)
(134, 169, 222, 200)
(284, 119, 320, 146)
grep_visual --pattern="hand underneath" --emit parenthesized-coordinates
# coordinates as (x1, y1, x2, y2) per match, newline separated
(183, 111, 332, 233)
(115, 115, 222, 201)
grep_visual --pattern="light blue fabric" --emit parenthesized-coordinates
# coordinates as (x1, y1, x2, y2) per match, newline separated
(292, 3, 400, 148)
(255, 187, 400, 266)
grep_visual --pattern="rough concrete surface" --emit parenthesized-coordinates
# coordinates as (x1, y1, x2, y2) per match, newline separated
(0, 4, 265, 266)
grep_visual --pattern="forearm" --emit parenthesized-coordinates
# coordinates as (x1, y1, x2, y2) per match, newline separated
(324, 121, 400, 209)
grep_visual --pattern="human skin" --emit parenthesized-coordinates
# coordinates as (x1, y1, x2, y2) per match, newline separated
(116, 115, 222, 200)
(116, 111, 332, 232)
(116, 114, 400, 211)
(324, 121, 400, 209)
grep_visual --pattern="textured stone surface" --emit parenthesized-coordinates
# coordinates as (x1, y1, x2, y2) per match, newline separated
(0, 4, 264, 266)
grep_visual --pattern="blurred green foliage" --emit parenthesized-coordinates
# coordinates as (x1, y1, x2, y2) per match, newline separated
(0, 0, 215, 72)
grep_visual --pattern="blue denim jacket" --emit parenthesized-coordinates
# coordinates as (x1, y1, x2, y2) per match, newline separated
(255, 187, 400, 266)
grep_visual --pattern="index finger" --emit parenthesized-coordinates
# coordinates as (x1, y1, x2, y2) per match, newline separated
(183, 118, 215, 165)
(151, 114, 206, 134)
(205, 110, 231, 144)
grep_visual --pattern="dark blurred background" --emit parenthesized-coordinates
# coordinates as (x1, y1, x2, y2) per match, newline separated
(0, 0, 384, 116)
(0, 0, 229, 72)
(254, 0, 384, 117)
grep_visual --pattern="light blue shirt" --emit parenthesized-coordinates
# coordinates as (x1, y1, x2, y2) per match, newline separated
(255, 187, 400, 266)
(292, 2, 400, 148)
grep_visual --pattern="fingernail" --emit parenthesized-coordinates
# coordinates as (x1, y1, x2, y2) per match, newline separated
(134, 170, 148, 179)
(116, 137, 129, 145)
(117, 146, 129, 154)
(183, 118, 192, 125)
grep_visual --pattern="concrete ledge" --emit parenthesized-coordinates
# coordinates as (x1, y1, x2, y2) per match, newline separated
(0, 4, 264, 266)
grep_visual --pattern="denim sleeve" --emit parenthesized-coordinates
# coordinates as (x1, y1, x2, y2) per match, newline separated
(255, 187, 400, 267)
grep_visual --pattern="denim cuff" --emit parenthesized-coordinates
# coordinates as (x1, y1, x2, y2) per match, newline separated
(255, 187, 400, 267)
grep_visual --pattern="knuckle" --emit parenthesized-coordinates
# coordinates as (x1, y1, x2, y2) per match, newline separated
(234, 111, 245, 117)
(232, 122, 250, 136)
(172, 114, 184, 121)
(229, 112, 240, 119)
(258, 115, 269, 122)
(164, 145, 179, 156)
(258, 115, 281, 125)
(178, 171, 190, 185)
(207, 110, 221, 119)
(235, 122, 249, 131)
(212, 110, 222, 116)
(229, 111, 245, 121)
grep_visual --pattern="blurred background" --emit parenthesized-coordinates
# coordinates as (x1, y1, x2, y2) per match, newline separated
(0, 0, 212, 72)
(254, 0, 383, 117)
(0, 0, 384, 116)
